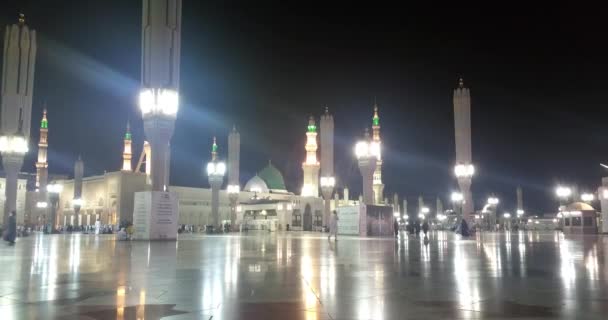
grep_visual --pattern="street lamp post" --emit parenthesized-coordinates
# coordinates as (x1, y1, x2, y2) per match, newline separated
(73, 198, 84, 227)
(486, 196, 499, 230)
(555, 186, 571, 229)
(503, 212, 511, 230)
(320, 176, 335, 230)
(46, 183, 63, 233)
(454, 163, 475, 222)
(227, 184, 240, 230)
(451, 191, 464, 218)
(355, 131, 378, 205)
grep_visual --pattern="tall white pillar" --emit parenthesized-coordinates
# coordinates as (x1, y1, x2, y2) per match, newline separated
(1, 15, 36, 224)
(227, 126, 240, 227)
(599, 178, 608, 233)
(139, 0, 181, 191)
(516, 186, 523, 212)
(355, 131, 377, 205)
(320, 107, 335, 227)
(73, 156, 84, 225)
(453, 78, 474, 222)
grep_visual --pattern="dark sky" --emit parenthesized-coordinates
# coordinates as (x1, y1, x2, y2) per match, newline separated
(2, 2, 607, 214)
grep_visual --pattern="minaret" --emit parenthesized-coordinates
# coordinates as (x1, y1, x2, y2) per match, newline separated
(207, 137, 225, 228)
(35, 107, 48, 191)
(453, 78, 474, 222)
(122, 121, 133, 171)
(0, 14, 36, 224)
(139, 0, 181, 191)
(371, 103, 384, 204)
(227, 125, 240, 227)
(301, 116, 320, 197)
(320, 107, 335, 226)
(228, 125, 240, 186)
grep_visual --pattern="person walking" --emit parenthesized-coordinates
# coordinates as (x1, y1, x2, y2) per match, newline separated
(328, 210, 339, 241)
(3, 211, 17, 245)
(422, 220, 429, 237)
(95, 218, 101, 235)
(394, 219, 399, 237)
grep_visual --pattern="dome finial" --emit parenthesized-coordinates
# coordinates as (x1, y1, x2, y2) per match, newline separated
(41, 105, 48, 129)
(211, 136, 218, 161)
(458, 77, 464, 88)
(364, 127, 370, 139)
(18, 13, 25, 25)
(124, 120, 131, 140)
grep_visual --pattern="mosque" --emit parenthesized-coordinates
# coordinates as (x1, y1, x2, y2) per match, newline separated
(0, 14, 387, 232)
(19, 106, 384, 232)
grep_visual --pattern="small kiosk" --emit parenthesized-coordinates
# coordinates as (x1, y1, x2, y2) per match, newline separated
(560, 202, 598, 234)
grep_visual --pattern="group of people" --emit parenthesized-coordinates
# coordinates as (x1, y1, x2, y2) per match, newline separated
(401, 219, 430, 238)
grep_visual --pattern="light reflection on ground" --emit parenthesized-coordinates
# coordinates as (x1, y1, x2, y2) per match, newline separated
(0, 231, 606, 319)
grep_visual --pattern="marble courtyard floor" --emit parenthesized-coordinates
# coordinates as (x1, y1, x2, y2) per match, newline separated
(0, 231, 607, 319)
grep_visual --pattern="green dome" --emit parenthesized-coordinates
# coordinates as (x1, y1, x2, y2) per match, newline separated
(258, 162, 287, 191)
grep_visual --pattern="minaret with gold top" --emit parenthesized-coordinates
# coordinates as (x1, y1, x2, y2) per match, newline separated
(35, 107, 48, 191)
(301, 116, 320, 197)
(371, 103, 384, 204)
(122, 121, 132, 171)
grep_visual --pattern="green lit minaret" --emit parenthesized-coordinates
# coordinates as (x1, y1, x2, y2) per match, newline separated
(122, 121, 132, 171)
(371, 102, 383, 204)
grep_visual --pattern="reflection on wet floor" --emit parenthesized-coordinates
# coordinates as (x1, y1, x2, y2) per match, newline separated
(0, 231, 607, 319)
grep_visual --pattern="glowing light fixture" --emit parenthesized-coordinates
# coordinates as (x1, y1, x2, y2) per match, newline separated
(139, 88, 179, 116)
(555, 186, 572, 198)
(581, 193, 594, 202)
(454, 163, 475, 178)
(36, 201, 48, 208)
(320, 176, 336, 188)
(421, 207, 430, 214)
(207, 161, 226, 176)
(451, 192, 464, 202)
(355, 141, 370, 159)
(72, 198, 84, 207)
(46, 183, 63, 194)
(503, 212, 511, 218)
(0, 135, 28, 154)
(517, 209, 525, 216)
(227, 184, 240, 194)
(487, 197, 499, 205)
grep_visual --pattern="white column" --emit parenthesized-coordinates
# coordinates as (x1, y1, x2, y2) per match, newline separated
(600, 178, 608, 233)
(358, 157, 377, 205)
(1, 16, 36, 224)
(140, 0, 181, 191)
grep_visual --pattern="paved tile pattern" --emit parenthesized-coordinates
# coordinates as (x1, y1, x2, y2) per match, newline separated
(0, 231, 606, 319)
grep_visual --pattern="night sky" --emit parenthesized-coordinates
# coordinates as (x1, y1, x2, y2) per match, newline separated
(2, 2, 607, 214)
